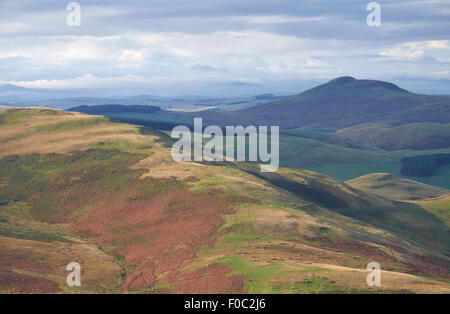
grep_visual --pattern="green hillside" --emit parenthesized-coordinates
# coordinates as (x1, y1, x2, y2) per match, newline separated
(337, 123, 450, 151)
(410, 195, 450, 229)
(278, 132, 450, 188)
(346, 173, 449, 201)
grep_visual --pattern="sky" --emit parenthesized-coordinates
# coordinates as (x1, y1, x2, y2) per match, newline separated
(0, 0, 449, 96)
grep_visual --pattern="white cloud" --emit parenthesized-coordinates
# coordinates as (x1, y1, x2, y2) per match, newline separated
(119, 49, 144, 61)
(380, 40, 449, 61)
(9, 74, 178, 90)
(236, 15, 326, 24)
(305, 58, 329, 67)
(405, 40, 449, 49)
(0, 1, 449, 95)
(380, 47, 424, 60)
(0, 35, 123, 65)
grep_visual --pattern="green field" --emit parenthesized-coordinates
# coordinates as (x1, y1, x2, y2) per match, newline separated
(346, 173, 449, 201)
(336, 123, 450, 151)
(276, 133, 450, 189)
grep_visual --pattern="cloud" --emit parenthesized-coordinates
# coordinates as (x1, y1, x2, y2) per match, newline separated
(119, 49, 144, 61)
(380, 47, 424, 60)
(191, 64, 228, 73)
(10, 74, 102, 89)
(305, 57, 329, 67)
(0, 0, 449, 95)
(380, 40, 449, 61)
(405, 40, 449, 49)
(237, 15, 326, 24)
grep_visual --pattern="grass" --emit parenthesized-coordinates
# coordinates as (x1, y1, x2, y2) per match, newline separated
(216, 255, 283, 293)
(0, 225, 69, 242)
(35, 116, 109, 133)
(270, 276, 343, 294)
(0, 109, 51, 125)
(346, 173, 449, 200)
(336, 122, 450, 151)
(216, 255, 341, 293)
(410, 195, 450, 228)
(307, 225, 345, 241)
(0, 201, 70, 242)
(279, 133, 450, 184)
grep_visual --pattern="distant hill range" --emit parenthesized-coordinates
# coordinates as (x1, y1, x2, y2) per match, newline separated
(66, 78, 450, 152)
(68, 104, 161, 115)
(234, 76, 450, 129)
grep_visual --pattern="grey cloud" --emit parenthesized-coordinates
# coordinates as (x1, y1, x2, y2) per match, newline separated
(0, 0, 449, 95)
(191, 64, 228, 73)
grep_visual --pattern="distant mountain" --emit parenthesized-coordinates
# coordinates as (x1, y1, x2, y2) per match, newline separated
(0, 84, 164, 105)
(68, 104, 161, 115)
(126, 94, 161, 100)
(254, 93, 286, 100)
(0, 84, 29, 93)
(0, 84, 105, 104)
(236, 77, 450, 129)
(18, 97, 127, 109)
(0, 84, 42, 102)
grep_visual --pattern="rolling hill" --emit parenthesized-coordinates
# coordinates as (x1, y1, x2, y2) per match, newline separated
(346, 173, 450, 201)
(409, 195, 450, 229)
(67, 104, 450, 189)
(69, 104, 161, 115)
(336, 123, 450, 151)
(235, 76, 450, 129)
(0, 108, 449, 293)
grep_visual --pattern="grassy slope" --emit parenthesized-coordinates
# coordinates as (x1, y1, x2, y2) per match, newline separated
(278, 133, 450, 188)
(346, 173, 450, 201)
(409, 195, 450, 229)
(336, 123, 450, 151)
(0, 109, 449, 294)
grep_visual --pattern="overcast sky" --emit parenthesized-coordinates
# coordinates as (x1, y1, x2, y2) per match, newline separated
(0, 0, 449, 96)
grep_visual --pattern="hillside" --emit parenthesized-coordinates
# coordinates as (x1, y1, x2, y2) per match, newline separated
(276, 132, 450, 188)
(235, 77, 450, 129)
(0, 108, 449, 293)
(69, 107, 450, 189)
(336, 123, 450, 151)
(410, 195, 450, 228)
(346, 173, 450, 201)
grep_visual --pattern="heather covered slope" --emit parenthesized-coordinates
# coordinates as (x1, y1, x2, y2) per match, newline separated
(0, 109, 449, 293)
(237, 77, 450, 129)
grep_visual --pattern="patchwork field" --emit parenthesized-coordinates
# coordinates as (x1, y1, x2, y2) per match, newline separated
(0, 109, 449, 294)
